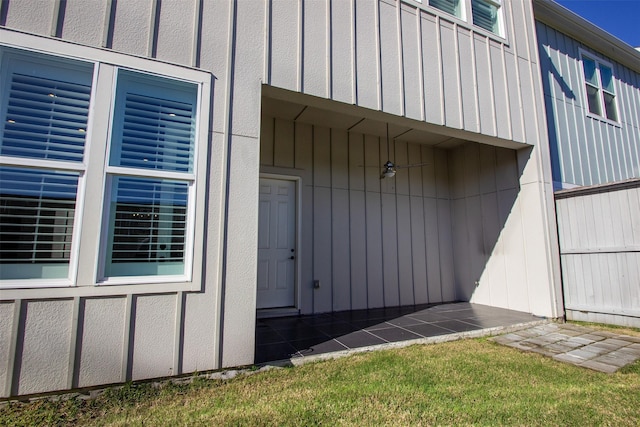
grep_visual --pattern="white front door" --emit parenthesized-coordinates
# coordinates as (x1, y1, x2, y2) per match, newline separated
(257, 178, 296, 309)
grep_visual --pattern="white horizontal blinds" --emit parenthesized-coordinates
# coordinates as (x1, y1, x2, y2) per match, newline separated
(429, 0, 460, 17)
(471, 0, 499, 34)
(104, 70, 197, 279)
(2, 74, 90, 161)
(0, 49, 91, 281)
(0, 167, 78, 280)
(109, 70, 196, 173)
(582, 56, 602, 116)
(104, 177, 188, 277)
(598, 64, 617, 121)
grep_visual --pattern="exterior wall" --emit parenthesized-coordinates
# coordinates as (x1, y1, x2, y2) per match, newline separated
(556, 180, 640, 328)
(0, 0, 562, 397)
(260, 116, 457, 314)
(536, 21, 640, 188)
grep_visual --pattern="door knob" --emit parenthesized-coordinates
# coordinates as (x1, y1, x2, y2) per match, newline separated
(290, 256, 295, 260)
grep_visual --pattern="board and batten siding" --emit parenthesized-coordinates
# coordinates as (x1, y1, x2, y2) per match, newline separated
(556, 180, 640, 327)
(260, 116, 551, 316)
(536, 21, 640, 188)
(0, 0, 563, 398)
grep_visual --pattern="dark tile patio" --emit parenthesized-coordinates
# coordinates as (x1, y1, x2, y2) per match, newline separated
(255, 302, 543, 364)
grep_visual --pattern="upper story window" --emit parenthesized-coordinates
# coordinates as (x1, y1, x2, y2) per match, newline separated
(429, 0, 462, 18)
(580, 53, 618, 122)
(425, 0, 504, 37)
(0, 39, 210, 289)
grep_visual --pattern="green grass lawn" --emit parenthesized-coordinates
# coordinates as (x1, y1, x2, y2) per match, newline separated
(2, 325, 640, 426)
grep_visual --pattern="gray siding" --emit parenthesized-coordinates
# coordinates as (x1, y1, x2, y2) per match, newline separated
(537, 22, 640, 188)
(556, 181, 640, 327)
(0, 0, 562, 397)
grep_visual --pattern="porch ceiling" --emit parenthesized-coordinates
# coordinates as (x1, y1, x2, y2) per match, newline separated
(261, 85, 529, 150)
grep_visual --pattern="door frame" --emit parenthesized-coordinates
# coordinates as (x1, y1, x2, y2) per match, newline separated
(258, 173, 302, 310)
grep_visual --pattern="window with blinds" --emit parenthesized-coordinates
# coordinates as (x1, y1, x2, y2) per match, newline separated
(102, 70, 198, 279)
(471, 0, 501, 35)
(429, 0, 460, 17)
(0, 50, 92, 281)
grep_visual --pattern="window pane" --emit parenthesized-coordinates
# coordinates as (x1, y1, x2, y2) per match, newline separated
(599, 65, 615, 93)
(429, 0, 460, 17)
(0, 166, 78, 280)
(582, 57, 598, 86)
(104, 176, 188, 278)
(1, 65, 91, 162)
(585, 85, 602, 116)
(472, 0, 499, 33)
(110, 71, 197, 173)
(603, 92, 617, 121)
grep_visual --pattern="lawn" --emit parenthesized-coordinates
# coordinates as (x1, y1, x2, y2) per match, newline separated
(2, 324, 640, 426)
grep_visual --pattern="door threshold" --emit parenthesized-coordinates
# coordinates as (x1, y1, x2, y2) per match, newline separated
(257, 307, 300, 319)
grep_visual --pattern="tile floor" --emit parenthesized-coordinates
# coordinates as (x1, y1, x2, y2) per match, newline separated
(255, 302, 543, 364)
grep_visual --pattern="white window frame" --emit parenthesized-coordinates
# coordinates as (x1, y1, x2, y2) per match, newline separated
(418, 0, 506, 41)
(579, 49, 620, 125)
(0, 30, 211, 292)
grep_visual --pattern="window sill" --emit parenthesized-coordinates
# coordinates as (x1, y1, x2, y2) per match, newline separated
(0, 280, 202, 300)
(586, 112, 621, 128)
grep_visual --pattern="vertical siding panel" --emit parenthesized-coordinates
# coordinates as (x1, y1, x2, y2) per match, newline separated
(59, 0, 109, 46)
(410, 196, 428, 304)
(260, 116, 275, 166)
(451, 198, 469, 299)
(3, 0, 56, 36)
(331, 0, 354, 103)
(504, 51, 524, 142)
(18, 300, 73, 395)
(408, 143, 423, 197)
(349, 190, 368, 309)
(381, 192, 400, 306)
(348, 132, 365, 191)
(77, 297, 126, 388)
(154, 0, 195, 65)
(365, 191, 385, 308)
(181, 293, 217, 374)
(303, 0, 329, 98)
(0, 302, 14, 397)
(475, 35, 496, 136)
(313, 186, 332, 313)
(424, 197, 442, 302)
(490, 42, 510, 139)
(131, 295, 177, 381)
(440, 21, 461, 128)
(379, 0, 402, 115)
(331, 129, 349, 189)
(199, 0, 231, 133)
(400, 5, 421, 120)
(397, 194, 414, 305)
(364, 135, 381, 193)
(110, 0, 153, 57)
(314, 126, 331, 187)
(332, 189, 351, 311)
(394, 140, 410, 195)
(509, 0, 530, 62)
(458, 28, 479, 133)
(274, 118, 295, 168)
(421, 13, 444, 125)
(294, 122, 314, 313)
(269, 0, 299, 91)
(420, 146, 436, 198)
(438, 199, 455, 302)
(355, 0, 380, 110)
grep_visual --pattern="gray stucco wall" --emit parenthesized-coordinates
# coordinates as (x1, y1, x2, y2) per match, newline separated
(0, 0, 562, 397)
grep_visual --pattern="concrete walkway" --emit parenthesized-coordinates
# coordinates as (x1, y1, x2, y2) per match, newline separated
(492, 323, 640, 373)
